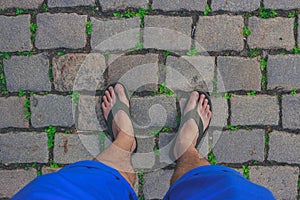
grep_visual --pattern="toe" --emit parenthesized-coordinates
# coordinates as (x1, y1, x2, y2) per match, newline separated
(103, 96, 109, 106)
(109, 86, 116, 101)
(184, 91, 199, 115)
(105, 90, 112, 102)
(115, 84, 129, 107)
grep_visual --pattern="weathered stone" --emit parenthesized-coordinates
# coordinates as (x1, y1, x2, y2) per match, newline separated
(268, 131, 300, 164)
(250, 166, 299, 200)
(0, 132, 48, 164)
(211, 0, 260, 12)
(48, 0, 95, 7)
(143, 169, 173, 200)
(0, 15, 32, 52)
(36, 13, 87, 49)
(53, 53, 106, 92)
(31, 94, 74, 127)
(152, 0, 206, 11)
(213, 130, 265, 163)
(267, 55, 300, 90)
(99, 0, 148, 11)
(0, 0, 44, 9)
(217, 56, 261, 92)
(130, 95, 177, 129)
(195, 15, 244, 52)
(248, 17, 294, 50)
(135, 134, 155, 153)
(166, 56, 215, 92)
(264, 0, 300, 10)
(108, 54, 159, 92)
(91, 17, 140, 51)
(0, 97, 29, 128)
(231, 95, 279, 126)
(4, 54, 51, 92)
(42, 167, 61, 174)
(282, 94, 300, 129)
(144, 16, 192, 51)
(0, 169, 36, 198)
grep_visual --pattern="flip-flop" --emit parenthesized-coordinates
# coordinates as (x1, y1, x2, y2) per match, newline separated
(102, 83, 137, 152)
(170, 91, 212, 161)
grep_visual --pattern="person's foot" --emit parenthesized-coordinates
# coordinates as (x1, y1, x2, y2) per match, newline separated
(173, 91, 212, 158)
(102, 84, 136, 152)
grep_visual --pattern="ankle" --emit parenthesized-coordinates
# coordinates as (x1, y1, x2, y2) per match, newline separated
(114, 131, 136, 152)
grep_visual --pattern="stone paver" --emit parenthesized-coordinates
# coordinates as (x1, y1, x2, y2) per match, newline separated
(267, 55, 300, 90)
(217, 56, 261, 92)
(0, 15, 32, 52)
(144, 16, 192, 51)
(53, 53, 106, 92)
(30, 94, 74, 128)
(0, 0, 44, 9)
(264, 0, 300, 10)
(0, 169, 36, 198)
(213, 130, 265, 163)
(135, 134, 155, 153)
(282, 94, 300, 129)
(143, 169, 173, 200)
(99, 0, 148, 11)
(130, 95, 177, 128)
(108, 54, 159, 92)
(211, 0, 260, 12)
(250, 166, 299, 200)
(231, 95, 279, 126)
(152, 0, 206, 11)
(195, 15, 244, 52)
(91, 17, 140, 51)
(268, 131, 300, 164)
(0, 97, 29, 128)
(248, 17, 295, 50)
(48, 0, 95, 7)
(36, 13, 87, 49)
(0, 132, 48, 164)
(4, 54, 51, 92)
(166, 56, 215, 92)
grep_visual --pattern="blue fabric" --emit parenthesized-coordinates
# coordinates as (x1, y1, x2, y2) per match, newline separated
(163, 165, 275, 200)
(12, 160, 138, 200)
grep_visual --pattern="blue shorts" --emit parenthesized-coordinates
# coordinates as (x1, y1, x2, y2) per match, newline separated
(12, 161, 275, 200)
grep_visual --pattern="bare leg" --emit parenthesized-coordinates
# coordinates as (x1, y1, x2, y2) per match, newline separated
(171, 92, 212, 185)
(95, 84, 136, 188)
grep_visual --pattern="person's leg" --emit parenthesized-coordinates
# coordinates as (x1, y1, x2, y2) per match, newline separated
(95, 84, 136, 188)
(171, 92, 212, 185)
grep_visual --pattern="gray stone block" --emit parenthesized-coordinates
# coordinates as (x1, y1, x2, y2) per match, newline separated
(268, 131, 300, 164)
(130, 95, 177, 129)
(0, 169, 36, 198)
(213, 130, 265, 163)
(211, 0, 260, 12)
(99, 0, 148, 11)
(264, 0, 300, 10)
(36, 13, 87, 49)
(0, 15, 32, 52)
(108, 54, 159, 92)
(248, 17, 295, 50)
(144, 16, 192, 51)
(231, 95, 279, 126)
(53, 53, 106, 92)
(0, 97, 29, 128)
(166, 56, 215, 92)
(282, 94, 300, 129)
(54, 133, 96, 163)
(31, 94, 74, 127)
(195, 15, 244, 52)
(0, 0, 44, 9)
(267, 55, 300, 90)
(135, 133, 155, 153)
(48, 0, 95, 7)
(4, 54, 51, 92)
(217, 56, 261, 92)
(143, 169, 173, 200)
(250, 166, 299, 200)
(91, 17, 140, 51)
(0, 132, 48, 164)
(152, 0, 206, 11)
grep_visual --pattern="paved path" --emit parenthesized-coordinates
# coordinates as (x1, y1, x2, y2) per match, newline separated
(0, 0, 300, 199)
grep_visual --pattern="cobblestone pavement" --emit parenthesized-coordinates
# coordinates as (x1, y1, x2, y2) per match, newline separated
(0, 0, 300, 199)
